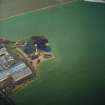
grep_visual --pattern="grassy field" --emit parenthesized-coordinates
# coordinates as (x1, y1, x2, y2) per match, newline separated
(0, 1, 105, 105)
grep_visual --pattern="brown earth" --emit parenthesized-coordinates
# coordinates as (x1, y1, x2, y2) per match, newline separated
(0, 0, 72, 19)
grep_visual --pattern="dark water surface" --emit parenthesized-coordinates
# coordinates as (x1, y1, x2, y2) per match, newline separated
(0, 1, 105, 105)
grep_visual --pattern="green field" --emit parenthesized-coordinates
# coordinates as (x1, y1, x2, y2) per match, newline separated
(0, 1, 104, 105)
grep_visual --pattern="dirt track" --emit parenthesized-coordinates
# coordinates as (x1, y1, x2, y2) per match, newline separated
(0, 0, 71, 19)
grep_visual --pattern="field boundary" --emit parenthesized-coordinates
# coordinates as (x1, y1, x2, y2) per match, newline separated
(0, 1, 73, 21)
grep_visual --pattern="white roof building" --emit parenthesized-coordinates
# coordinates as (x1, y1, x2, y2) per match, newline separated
(9, 61, 32, 82)
(0, 47, 15, 69)
(0, 46, 33, 84)
(0, 47, 8, 56)
(0, 70, 10, 82)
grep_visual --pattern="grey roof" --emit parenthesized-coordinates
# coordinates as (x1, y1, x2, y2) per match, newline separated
(0, 60, 32, 82)
(9, 61, 32, 82)
(0, 70, 10, 82)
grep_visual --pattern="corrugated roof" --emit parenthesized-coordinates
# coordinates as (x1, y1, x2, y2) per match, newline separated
(8, 61, 32, 82)
(0, 71, 10, 82)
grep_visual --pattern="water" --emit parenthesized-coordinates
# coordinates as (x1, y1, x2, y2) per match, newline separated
(0, 1, 104, 105)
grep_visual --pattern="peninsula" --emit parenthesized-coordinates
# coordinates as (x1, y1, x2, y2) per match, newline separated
(0, 36, 55, 95)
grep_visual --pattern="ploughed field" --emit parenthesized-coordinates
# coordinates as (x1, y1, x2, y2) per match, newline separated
(0, 0, 71, 19)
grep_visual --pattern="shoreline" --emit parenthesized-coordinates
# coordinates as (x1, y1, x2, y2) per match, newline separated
(0, 37, 56, 95)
